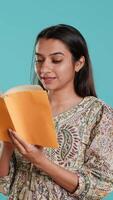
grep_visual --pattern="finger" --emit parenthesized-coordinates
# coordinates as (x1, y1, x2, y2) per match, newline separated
(8, 130, 16, 146)
(8, 129, 29, 151)
(8, 131, 26, 154)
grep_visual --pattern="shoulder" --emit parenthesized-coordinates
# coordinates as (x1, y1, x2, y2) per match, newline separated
(86, 96, 113, 115)
(84, 96, 113, 126)
(88, 98, 113, 157)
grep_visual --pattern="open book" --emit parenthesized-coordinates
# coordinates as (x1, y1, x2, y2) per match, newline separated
(0, 85, 58, 148)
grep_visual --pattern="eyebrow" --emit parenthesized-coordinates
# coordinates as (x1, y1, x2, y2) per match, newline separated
(35, 52, 65, 56)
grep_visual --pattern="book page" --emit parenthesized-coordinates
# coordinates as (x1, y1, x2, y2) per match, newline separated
(0, 96, 15, 142)
(3, 84, 42, 96)
(3, 89, 58, 148)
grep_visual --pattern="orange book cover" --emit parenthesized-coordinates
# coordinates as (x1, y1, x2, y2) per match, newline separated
(0, 85, 58, 148)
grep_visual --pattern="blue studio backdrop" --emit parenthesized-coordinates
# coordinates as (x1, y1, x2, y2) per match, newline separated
(0, 1, 113, 200)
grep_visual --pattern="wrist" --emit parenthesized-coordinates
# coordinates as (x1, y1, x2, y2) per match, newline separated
(34, 154, 50, 170)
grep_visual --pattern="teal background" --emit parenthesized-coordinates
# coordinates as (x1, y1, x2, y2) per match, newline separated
(0, 0, 113, 199)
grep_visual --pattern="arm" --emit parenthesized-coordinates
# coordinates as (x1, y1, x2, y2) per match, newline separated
(34, 155, 79, 193)
(69, 104, 113, 199)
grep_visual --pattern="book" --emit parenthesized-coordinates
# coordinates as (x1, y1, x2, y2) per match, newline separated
(0, 85, 58, 148)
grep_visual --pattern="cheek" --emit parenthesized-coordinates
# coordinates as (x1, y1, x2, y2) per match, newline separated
(58, 63, 73, 74)
(58, 65, 75, 81)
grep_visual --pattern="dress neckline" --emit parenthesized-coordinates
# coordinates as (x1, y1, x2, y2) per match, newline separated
(53, 96, 94, 119)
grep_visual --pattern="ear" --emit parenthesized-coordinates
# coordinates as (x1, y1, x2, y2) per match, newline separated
(74, 56, 85, 72)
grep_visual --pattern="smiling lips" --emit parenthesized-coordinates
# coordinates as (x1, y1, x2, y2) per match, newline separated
(40, 76, 56, 84)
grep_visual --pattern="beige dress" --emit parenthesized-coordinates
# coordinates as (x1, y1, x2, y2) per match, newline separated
(0, 96, 113, 200)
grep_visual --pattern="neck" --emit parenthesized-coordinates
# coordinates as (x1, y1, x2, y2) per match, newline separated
(48, 87, 81, 107)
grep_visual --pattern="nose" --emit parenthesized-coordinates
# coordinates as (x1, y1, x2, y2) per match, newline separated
(35, 58, 52, 76)
(40, 59, 52, 73)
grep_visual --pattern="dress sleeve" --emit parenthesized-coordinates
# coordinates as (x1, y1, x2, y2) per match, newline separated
(70, 103, 113, 199)
(0, 152, 16, 196)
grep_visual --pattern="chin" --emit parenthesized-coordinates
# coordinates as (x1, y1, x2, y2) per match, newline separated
(43, 85, 59, 91)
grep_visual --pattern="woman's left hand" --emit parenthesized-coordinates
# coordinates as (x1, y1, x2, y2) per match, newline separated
(8, 129, 45, 165)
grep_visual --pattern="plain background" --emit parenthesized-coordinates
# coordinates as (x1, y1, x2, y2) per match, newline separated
(0, 1, 113, 199)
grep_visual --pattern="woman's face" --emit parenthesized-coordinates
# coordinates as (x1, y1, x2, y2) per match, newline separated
(35, 38, 77, 91)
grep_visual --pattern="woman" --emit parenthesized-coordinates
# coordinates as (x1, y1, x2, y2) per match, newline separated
(0, 24, 113, 200)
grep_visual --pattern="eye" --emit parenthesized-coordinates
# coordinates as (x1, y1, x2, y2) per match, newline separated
(35, 59, 43, 64)
(52, 60, 62, 64)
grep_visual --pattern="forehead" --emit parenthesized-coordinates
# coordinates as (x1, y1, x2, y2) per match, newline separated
(35, 38, 70, 55)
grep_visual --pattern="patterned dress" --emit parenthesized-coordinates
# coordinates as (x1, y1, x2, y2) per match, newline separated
(0, 96, 113, 200)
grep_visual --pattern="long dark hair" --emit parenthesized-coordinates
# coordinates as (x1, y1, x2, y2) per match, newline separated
(31, 24, 97, 97)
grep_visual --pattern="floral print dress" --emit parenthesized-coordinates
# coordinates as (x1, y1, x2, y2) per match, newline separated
(0, 96, 113, 200)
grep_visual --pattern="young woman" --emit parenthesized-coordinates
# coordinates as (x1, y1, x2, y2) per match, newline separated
(0, 24, 113, 200)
